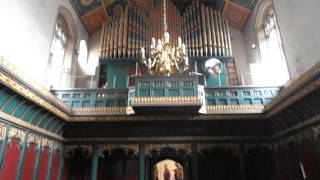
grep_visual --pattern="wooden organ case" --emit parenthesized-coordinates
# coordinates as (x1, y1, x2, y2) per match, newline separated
(99, 0, 238, 87)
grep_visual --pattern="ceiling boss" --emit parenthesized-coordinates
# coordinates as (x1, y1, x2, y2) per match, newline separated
(140, 0, 189, 76)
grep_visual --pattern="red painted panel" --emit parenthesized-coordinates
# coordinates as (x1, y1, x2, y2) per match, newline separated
(0, 138, 21, 180)
(21, 143, 37, 180)
(301, 141, 318, 179)
(37, 146, 50, 180)
(287, 143, 303, 180)
(61, 159, 70, 180)
(276, 146, 290, 180)
(50, 149, 61, 180)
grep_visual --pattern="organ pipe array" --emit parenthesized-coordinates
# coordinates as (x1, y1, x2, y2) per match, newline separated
(100, 0, 232, 59)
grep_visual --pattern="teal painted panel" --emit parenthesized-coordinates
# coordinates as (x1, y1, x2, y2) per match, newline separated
(205, 63, 228, 87)
(154, 89, 165, 96)
(14, 102, 29, 117)
(168, 89, 179, 96)
(243, 98, 252, 104)
(230, 99, 240, 105)
(0, 90, 12, 107)
(83, 101, 90, 107)
(72, 101, 81, 108)
(30, 111, 46, 124)
(140, 89, 150, 97)
(23, 107, 39, 122)
(39, 116, 54, 128)
(232, 0, 256, 8)
(183, 89, 194, 96)
(2, 96, 20, 114)
(32, 114, 50, 126)
(106, 64, 130, 89)
(218, 99, 227, 105)
(254, 98, 263, 105)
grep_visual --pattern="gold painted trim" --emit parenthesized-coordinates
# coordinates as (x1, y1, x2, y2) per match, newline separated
(70, 113, 262, 122)
(0, 56, 71, 111)
(145, 144, 192, 154)
(0, 122, 6, 140)
(65, 136, 271, 143)
(0, 70, 70, 121)
(206, 105, 264, 114)
(73, 106, 134, 114)
(98, 144, 139, 154)
(8, 127, 26, 141)
(132, 96, 202, 106)
(0, 111, 65, 141)
(27, 133, 41, 145)
(197, 143, 239, 152)
(265, 62, 320, 116)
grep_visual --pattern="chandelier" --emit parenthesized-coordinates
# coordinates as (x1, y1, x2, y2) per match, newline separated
(140, 0, 189, 75)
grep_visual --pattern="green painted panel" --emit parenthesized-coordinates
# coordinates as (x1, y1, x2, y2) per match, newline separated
(30, 111, 46, 124)
(106, 63, 130, 89)
(205, 63, 228, 87)
(23, 106, 39, 122)
(168, 89, 179, 96)
(233, 0, 256, 8)
(154, 89, 165, 96)
(14, 102, 30, 117)
(2, 96, 20, 114)
(0, 90, 12, 108)
(183, 89, 194, 96)
(39, 116, 55, 128)
(140, 89, 150, 97)
(14, 102, 31, 117)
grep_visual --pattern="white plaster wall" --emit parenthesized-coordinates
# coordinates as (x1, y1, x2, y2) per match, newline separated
(229, 27, 251, 85)
(242, 0, 263, 65)
(0, 0, 88, 86)
(273, 0, 320, 79)
(75, 30, 101, 88)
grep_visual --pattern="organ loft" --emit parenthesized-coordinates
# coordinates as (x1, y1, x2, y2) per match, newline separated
(0, 0, 319, 180)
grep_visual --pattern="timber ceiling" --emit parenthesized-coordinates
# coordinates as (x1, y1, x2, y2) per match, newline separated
(70, 0, 256, 34)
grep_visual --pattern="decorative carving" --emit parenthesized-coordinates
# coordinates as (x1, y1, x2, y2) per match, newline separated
(132, 96, 202, 106)
(206, 105, 264, 114)
(197, 144, 239, 153)
(145, 144, 192, 155)
(8, 127, 26, 141)
(0, 111, 64, 141)
(41, 138, 53, 149)
(0, 57, 71, 121)
(0, 122, 7, 140)
(265, 62, 320, 116)
(27, 133, 41, 145)
(73, 106, 134, 114)
(98, 144, 139, 155)
(0, 56, 71, 111)
(65, 145, 92, 157)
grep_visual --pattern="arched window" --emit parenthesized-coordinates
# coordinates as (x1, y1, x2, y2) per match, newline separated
(45, 6, 78, 89)
(78, 40, 88, 72)
(251, 1, 289, 86)
(46, 15, 69, 89)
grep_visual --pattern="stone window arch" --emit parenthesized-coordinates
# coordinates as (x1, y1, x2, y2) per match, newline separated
(251, 0, 290, 85)
(46, 6, 78, 89)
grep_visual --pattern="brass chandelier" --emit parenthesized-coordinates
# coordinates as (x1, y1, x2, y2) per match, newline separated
(140, 0, 189, 75)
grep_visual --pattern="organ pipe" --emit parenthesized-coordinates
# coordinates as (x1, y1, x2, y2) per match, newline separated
(99, 1, 232, 59)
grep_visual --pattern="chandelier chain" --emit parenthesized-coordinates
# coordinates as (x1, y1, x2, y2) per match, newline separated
(163, 0, 167, 33)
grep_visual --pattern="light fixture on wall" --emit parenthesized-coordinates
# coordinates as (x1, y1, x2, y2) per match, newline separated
(251, 43, 257, 49)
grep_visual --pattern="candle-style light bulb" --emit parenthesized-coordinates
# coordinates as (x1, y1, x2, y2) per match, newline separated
(152, 37, 156, 46)
(165, 32, 170, 43)
(182, 43, 186, 54)
(141, 47, 145, 59)
(178, 37, 182, 47)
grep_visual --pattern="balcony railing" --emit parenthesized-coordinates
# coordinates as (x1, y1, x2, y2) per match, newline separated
(205, 86, 281, 105)
(51, 88, 128, 108)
